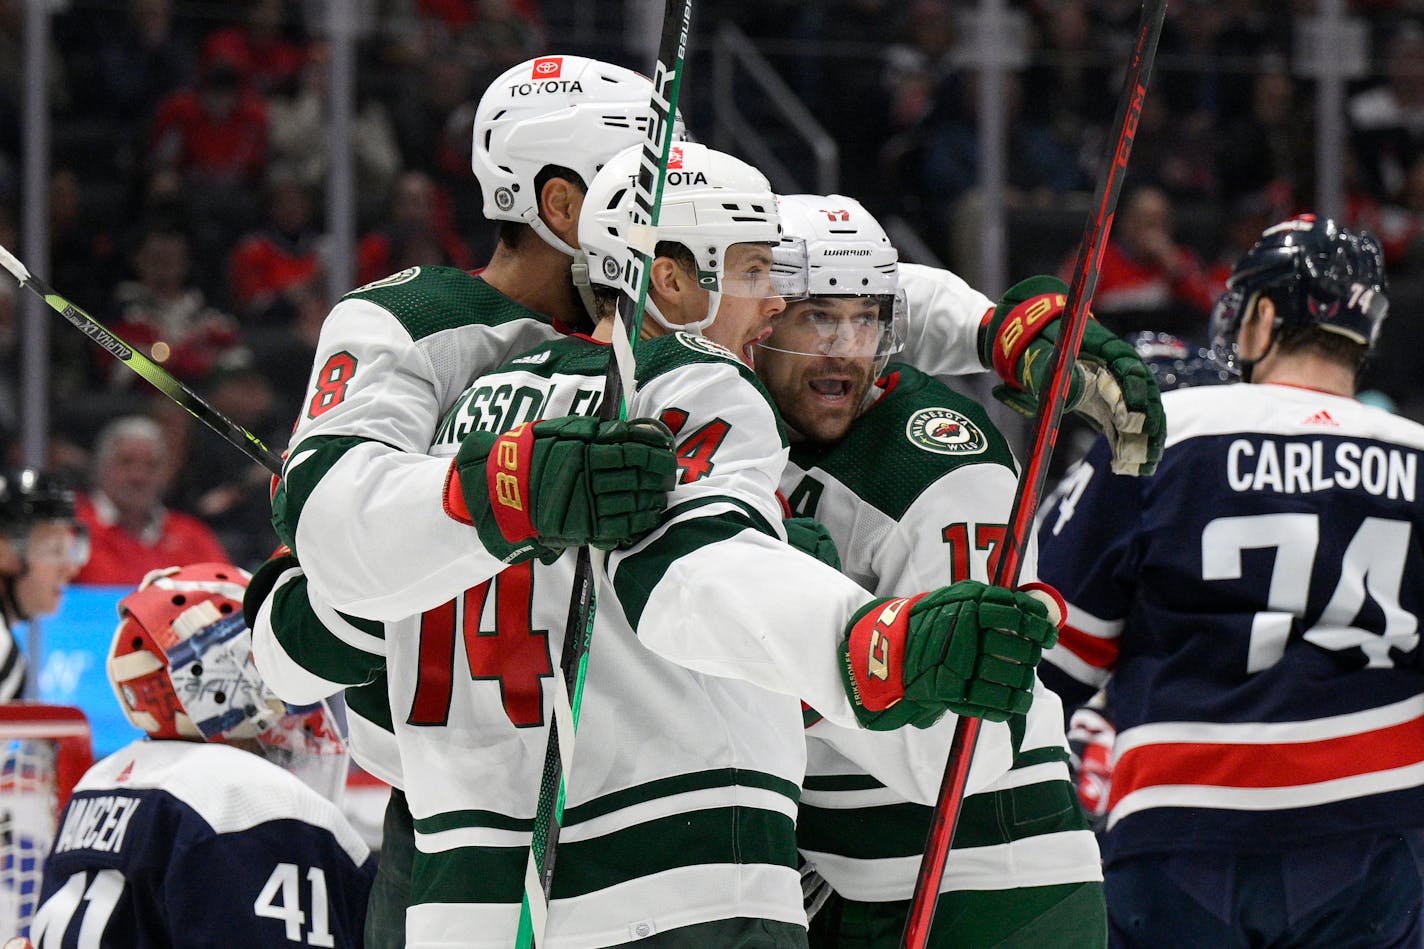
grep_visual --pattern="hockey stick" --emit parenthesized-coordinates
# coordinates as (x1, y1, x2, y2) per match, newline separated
(515, 4, 692, 946)
(899, 1, 1168, 946)
(0, 244, 283, 475)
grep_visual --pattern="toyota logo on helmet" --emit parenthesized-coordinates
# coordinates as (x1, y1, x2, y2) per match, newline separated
(532, 57, 562, 78)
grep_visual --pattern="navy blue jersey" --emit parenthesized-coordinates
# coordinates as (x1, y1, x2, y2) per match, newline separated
(1037, 382, 1424, 865)
(32, 739, 374, 948)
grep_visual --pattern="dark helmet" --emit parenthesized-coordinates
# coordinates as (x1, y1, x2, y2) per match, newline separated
(0, 469, 77, 538)
(1129, 331, 1234, 391)
(1210, 215, 1388, 363)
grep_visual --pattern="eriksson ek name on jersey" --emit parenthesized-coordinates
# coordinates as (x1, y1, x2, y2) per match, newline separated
(1226, 437, 1417, 501)
(431, 377, 605, 446)
(53, 795, 142, 855)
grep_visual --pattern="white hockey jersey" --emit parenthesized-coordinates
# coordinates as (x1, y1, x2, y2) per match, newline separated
(262, 265, 566, 784)
(784, 365, 1102, 901)
(354, 331, 909, 947)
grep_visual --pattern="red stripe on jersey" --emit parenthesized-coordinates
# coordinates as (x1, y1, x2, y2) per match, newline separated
(1057, 622, 1118, 670)
(1109, 714, 1424, 809)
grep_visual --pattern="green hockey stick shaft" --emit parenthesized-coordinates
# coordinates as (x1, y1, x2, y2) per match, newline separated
(515, 3, 693, 946)
(0, 243, 283, 475)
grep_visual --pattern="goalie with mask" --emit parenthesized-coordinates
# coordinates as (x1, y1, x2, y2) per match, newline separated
(30, 563, 374, 949)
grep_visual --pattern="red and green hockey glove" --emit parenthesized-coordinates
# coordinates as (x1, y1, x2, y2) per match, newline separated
(980, 275, 1166, 476)
(784, 516, 842, 571)
(839, 580, 1065, 730)
(446, 416, 678, 563)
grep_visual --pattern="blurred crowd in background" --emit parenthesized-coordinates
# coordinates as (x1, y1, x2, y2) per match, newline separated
(1, 0, 1423, 574)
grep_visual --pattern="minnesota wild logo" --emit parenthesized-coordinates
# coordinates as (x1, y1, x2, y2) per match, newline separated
(675, 332, 739, 362)
(353, 267, 420, 293)
(905, 407, 986, 455)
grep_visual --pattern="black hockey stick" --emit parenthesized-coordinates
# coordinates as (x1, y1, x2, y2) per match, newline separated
(515, 4, 692, 945)
(0, 244, 283, 475)
(900, 2, 1168, 946)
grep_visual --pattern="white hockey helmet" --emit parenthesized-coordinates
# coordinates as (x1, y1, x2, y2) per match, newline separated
(763, 194, 908, 371)
(578, 142, 799, 332)
(473, 55, 683, 257)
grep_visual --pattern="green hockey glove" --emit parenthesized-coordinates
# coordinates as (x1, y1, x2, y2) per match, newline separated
(784, 516, 841, 571)
(980, 275, 1166, 476)
(242, 544, 299, 629)
(446, 416, 678, 563)
(839, 580, 1064, 730)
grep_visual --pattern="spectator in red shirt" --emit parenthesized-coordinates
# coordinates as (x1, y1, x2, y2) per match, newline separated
(199, 0, 306, 97)
(356, 170, 472, 286)
(74, 416, 228, 586)
(227, 173, 323, 324)
(1065, 185, 1217, 342)
(149, 53, 268, 187)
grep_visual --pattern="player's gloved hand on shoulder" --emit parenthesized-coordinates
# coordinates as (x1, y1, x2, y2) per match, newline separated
(980, 275, 1165, 476)
(446, 416, 678, 563)
(784, 516, 841, 571)
(840, 580, 1064, 730)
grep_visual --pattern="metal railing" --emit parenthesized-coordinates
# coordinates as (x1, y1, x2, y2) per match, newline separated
(710, 21, 838, 195)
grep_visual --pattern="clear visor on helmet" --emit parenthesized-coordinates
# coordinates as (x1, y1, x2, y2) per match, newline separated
(759, 290, 909, 362)
(257, 701, 350, 805)
(165, 612, 283, 742)
(708, 238, 807, 300)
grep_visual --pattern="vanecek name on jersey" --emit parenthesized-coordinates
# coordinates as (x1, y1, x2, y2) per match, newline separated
(1037, 382, 1424, 865)
(32, 740, 374, 948)
(782, 365, 1101, 900)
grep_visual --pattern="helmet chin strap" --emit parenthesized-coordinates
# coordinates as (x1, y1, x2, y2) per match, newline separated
(522, 206, 580, 259)
(570, 250, 601, 324)
(645, 289, 722, 335)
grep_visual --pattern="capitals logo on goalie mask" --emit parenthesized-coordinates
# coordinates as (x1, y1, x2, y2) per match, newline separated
(107, 563, 283, 741)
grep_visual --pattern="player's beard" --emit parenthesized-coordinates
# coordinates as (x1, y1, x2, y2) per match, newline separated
(783, 356, 878, 445)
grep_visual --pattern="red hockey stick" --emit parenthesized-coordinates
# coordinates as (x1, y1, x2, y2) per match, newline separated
(899, 2, 1169, 945)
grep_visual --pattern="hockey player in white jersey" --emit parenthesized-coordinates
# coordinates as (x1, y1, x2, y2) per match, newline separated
(0, 470, 87, 702)
(757, 196, 1104, 947)
(257, 55, 683, 948)
(31, 563, 373, 948)
(1037, 216, 1424, 947)
(257, 142, 1064, 948)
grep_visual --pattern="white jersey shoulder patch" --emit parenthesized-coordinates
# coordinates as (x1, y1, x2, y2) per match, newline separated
(674, 331, 739, 362)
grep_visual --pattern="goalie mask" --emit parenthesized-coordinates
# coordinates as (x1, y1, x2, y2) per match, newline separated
(1210, 215, 1388, 379)
(108, 563, 348, 802)
(577, 142, 799, 333)
(761, 194, 907, 376)
(473, 55, 686, 258)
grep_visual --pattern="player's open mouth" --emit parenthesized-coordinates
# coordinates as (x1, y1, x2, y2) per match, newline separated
(808, 377, 853, 402)
(744, 328, 775, 369)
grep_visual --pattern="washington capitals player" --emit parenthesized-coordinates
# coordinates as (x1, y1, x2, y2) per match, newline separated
(758, 196, 1104, 947)
(1037, 216, 1424, 947)
(30, 564, 372, 948)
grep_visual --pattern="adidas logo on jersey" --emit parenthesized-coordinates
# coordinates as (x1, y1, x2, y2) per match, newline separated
(511, 351, 552, 366)
(1301, 410, 1340, 427)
